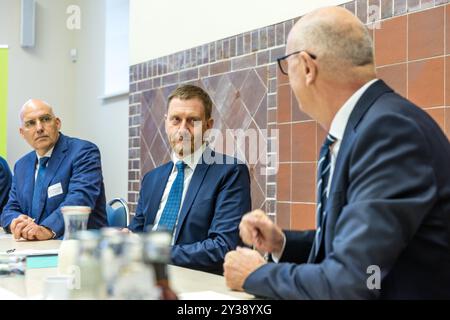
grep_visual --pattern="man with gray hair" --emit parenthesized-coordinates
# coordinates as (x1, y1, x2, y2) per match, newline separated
(1, 99, 107, 240)
(224, 6, 450, 299)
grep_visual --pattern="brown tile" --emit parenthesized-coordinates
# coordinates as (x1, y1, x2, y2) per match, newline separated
(277, 66, 290, 85)
(277, 164, 291, 201)
(376, 63, 407, 98)
(209, 60, 231, 75)
(292, 122, 317, 162)
(316, 124, 328, 160)
(345, 1, 356, 15)
(424, 108, 446, 132)
(408, 7, 445, 60)
(408, 57, 445, 108)
(447, 5, 450, 54)
(446, 107, 450, 140)
(291, 89, 312, 121)
(407, 0, 420, 12)
(446, 56, 450, 105)
(380, 0, 393, 19)
(291, 204, 316, 231)
(231, 54, 256, 71)
(277, 84, 292, 123)
(278, 123, 291, 162)
(421, 0, 434, 9)
(357, 0, 368, 23)
(375, 16, 407, 66)
(276, 202, 291, 229)
(291, 163, 316, 203)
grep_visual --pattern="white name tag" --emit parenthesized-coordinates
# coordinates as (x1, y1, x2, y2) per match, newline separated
(47, 183, 63, 198)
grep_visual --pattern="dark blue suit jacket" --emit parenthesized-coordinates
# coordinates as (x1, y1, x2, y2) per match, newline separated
(1, 133, 107, 238)
(244, 80, 450, 299)
(0, 157, 12, 214)
(128, 150, 251, 274)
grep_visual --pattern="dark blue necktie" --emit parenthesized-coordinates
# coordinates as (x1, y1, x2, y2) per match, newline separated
(314, 134, 336, 255)
(157, 161, 186, 232)
(31, 156, 50, 221)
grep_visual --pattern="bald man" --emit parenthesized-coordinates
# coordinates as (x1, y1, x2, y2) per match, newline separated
(1, 99, 107, 240)
(224, 6, 450, 299)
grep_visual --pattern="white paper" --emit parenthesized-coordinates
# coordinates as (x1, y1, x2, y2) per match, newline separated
(47, 183, 63, 198)
(0, 287, 22, 300)
(4, 249, 59, 256)
(178, 290, 239, 300)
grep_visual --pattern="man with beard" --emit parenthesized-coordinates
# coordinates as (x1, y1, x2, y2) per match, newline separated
(126, 85, 251, 274)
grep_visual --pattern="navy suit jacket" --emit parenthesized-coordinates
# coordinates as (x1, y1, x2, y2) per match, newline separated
(244, 80, 450, 299)
(128, 149, 251, 274)
(0, 157, 12, 214)
(1, 133, 107, 238)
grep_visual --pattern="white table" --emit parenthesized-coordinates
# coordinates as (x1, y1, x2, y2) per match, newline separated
(0, 234, 253, 299)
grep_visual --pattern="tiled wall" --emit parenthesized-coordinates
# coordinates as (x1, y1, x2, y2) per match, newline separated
(129, 0, 450, 231)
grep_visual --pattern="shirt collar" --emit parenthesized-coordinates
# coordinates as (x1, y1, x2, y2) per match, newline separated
(171, 143, 207, 172)
(36, 147, 54, 161)
(329, 79, 379, 141)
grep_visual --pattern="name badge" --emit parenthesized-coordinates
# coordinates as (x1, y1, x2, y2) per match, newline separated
(48, 183, 63, 198)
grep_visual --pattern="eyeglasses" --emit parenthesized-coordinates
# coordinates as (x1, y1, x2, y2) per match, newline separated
(23, 114, 54, 129)
(277, 50, 317, 75)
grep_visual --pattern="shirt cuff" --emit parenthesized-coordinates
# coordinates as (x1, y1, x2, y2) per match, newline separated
(270, 232, 286, 263)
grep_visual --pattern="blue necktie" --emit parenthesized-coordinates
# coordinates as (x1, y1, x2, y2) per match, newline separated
(157, 161, 186, 232)
(314, 134, 336, 255)
(31, 156, 50, 221)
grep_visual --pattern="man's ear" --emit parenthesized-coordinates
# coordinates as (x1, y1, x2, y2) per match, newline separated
(206, 118, 214, 130)
(299, 52, 317, 86)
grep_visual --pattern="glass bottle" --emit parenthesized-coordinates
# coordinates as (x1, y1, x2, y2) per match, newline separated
(58, 206, 90, 276)
(143, 230, 178, 300)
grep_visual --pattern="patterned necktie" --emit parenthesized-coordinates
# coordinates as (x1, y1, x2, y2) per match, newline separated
(31, 156, 50, 221)
(314, 134, 336, 255)
(157, 161, 186, 233)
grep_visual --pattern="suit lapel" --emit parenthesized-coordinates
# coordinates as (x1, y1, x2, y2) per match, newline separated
(311, 80, 393, 262)
(146, 162, 173, 226)
(35, 134, 68, 222)
(174, 154, 210, 243)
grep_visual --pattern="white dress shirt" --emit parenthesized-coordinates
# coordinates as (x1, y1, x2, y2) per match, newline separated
(34, 147, 54, 180)
(273, 79, 379, 262)
(152, 144, 206, 241)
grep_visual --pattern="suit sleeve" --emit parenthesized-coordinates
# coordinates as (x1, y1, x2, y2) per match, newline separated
(244, 114, 437, 299)
(1, 163, 22, 230)
(0, 160, 12, 212)
(170, 164, 251, 272)
(40, 143, 104, 238)
(127, 174, 148, 232)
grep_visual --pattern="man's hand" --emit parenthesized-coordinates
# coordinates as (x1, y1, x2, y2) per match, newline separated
(223, 247, 267, 291)
(20, 223, 54, 241)
(239, 209, 285, 254)
(10, 215, 34, 240)
(121, 228, 131, 233)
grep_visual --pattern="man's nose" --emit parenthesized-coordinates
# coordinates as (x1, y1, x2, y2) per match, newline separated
(35, 120, 45, 132)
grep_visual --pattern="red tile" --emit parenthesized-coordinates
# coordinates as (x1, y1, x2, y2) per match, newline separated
(375, 16, 407, 66)
(292, 122, 317, 162)
(291, 163, 316, 203)
(376, 63, 407, 98)
(277, 164, 291, 202)
(408, 7, 445, 60)
(424, 108, 446, 133)
(446, 56, 450, 106)
(408, 57, 445, 108)
(447, 5, 450, 55)
(291, 204, 316, 231)
(278, 123, 291, 162)
(277, 84, 292, 123)
(276, 202, 291, 229)
(446, 107, 450, 140)
(277, 66, 289, 85)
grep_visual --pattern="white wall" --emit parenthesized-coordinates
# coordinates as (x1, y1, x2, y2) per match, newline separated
(0, 0, 76, 166)
(130, 0, 347, 65)
(0, 0, 128, 201)
(73, 0, 129, 201)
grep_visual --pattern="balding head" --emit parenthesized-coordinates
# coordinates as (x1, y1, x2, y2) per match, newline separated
(287, 6, 375, 81)
(19, 99, 55, 124)
(19, 99, 61, 156)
